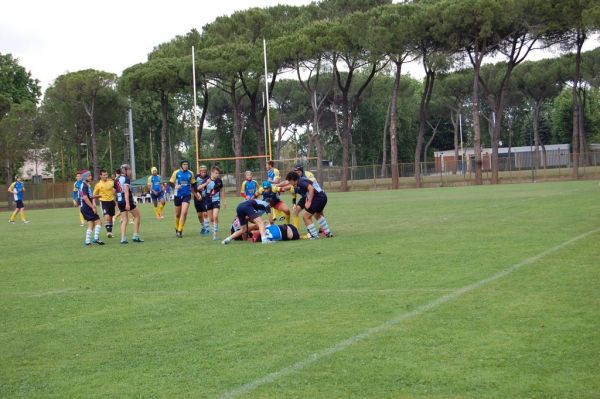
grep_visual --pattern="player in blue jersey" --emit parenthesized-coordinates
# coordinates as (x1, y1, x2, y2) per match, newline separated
(194, 165, 211, 235)
(197, 165, 225, 240)
(266, 160, 281, 184)
(284, 171, 332, 239)
(78, 170, 104, 245)
(251, 223, 300, 243)
(258, 180, 290, 224)
(147, 167, 165, 220)
(115, 164, 143, 244)
(8, 175, 29, 224)
(72, 172, 85, 226)
(169, 160, 196, 238)
(222, 199, 273, 244)
(240, 170, 259, 200)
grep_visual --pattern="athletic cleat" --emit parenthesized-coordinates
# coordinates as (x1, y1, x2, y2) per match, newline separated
(212, 236, 219, 241)
(278, 216, 286, 222)
(325, 232, 334, 238)
(8, 220, 15, 224)
(132, 237, 144, 243)
(107, 232, 113, 238)
(93, 239, 105, 245)
(84, 241, 92, 246)
(80, 223, 85, 227)
(200, 228, 207, 235)
(309, 235, 320, 240)
(120, 240, 128, 245)
(221, 238, 231, 245)
(176, 231, 182, 238)
(23, 220, 30, 224)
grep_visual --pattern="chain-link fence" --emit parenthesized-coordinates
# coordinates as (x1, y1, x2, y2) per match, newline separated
(3, 152, 600, 212)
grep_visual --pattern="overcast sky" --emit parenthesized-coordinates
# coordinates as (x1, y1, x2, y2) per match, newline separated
(1, 0, 598, 95)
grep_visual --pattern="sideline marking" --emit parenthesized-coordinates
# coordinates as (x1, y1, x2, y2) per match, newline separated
(220, 227, 600, 399)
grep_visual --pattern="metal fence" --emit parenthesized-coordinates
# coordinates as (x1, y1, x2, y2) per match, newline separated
(2, 152, 600, 211)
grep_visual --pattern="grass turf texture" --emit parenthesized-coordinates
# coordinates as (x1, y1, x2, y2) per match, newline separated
(1, 180, 599, 398)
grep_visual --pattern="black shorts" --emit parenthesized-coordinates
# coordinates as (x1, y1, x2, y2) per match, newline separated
(297, 197, 306, 210)
(81, 207, 100, 222)
(280, 224, 300, 241)
(101, 201, 115, 217)
(15, 200, 24, 209)
(236, 203, 259, 223)
(305, 194, 327, 214)
(207, 200, 220, 210)
(117, 201, 137, 212)
(194, 197, 208, 213)
(174, 195, 191, 207)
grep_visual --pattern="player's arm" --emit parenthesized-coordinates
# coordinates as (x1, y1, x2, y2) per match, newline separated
(252, 180, 260, 198)
(91, 184, 102, 201)
(240, 181, 247, 199)
(147, 176, 153, 192)
(169, 170, 177, 188)
(305, 183, 315, 209)
(82, 188, 96, 212)
(124, 182, 131, 210)
(273, 169, 281, 184)
(7, 183, 15, 194)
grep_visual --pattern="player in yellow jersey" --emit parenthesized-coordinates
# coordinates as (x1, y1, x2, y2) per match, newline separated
(93, 169, 116, 238)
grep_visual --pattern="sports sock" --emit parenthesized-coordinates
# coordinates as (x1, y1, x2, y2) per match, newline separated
(153, 207, 159, 217)
(178, 221, 185, 232)
(293, 215, 300, 229)
(106, 223, 113, 233)
(174, 217, 180, 230)
(79, 213, 85, 225)
(203, 218, 209, 230)
(317, 217, 331, 235)
(20, 211, 27, 221)
(159, 202, 165, 215)
(213, 223, 218, 234)
(10, 210, 18, 222)
(307, 223, 318, 238)
(94, 224, 101, 240)
(85, 228, 92, 244)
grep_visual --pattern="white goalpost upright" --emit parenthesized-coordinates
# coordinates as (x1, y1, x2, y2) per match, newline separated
(263, 38, 273, 161)
(192, 46, 200, 172)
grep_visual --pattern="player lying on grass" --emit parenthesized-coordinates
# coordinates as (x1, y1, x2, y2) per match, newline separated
(221, 199, 273, 244)
(250, 223, 300, 243)
(115, 164, 144, 244)
(282, 171, 333, 239)
(258, 181, 290, 224)
(78, 170, 104, 246)
(229, 216, 257, 241)
(148, 167, 166, 220)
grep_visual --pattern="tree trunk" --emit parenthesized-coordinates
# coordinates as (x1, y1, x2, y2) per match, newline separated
(89, 113, 98, 178)
(424, 122, 439, 164)
(414, 69, 435, 188)
(579, 87, 586, 166)
(230, 87, 243, 180)
(160, 91, 169, 177)
(389, 60, 401, 189)
(340, 98, 351, 192)
(571, 31, 584, 178)
(381, 100, 391, 178)
(197, 82, 209, 162)
(472, 51, 484, 185)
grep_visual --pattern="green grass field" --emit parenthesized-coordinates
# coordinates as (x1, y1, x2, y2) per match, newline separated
(1, 181, 599, 398)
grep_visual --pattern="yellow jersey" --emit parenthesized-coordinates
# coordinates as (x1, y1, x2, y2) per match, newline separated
(93, 179, 115, 202)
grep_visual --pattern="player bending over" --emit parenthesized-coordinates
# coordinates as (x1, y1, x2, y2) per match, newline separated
(78, 170, 104, 246)
(251, 224, 300, 243)
(148, 167, 166, 220)
(229, 216, 258, 241)
(115, 164, 144, 244)
(8, 175, 29, 224)
(169, 160, 196, 238)
(222, 199, 273, 244)
(258, 180, 290, 224)
(93, 169, 116, 238)
(284, 171, 333, 239)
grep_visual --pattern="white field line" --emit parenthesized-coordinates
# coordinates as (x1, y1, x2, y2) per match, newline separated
(220, 227, 600, 399)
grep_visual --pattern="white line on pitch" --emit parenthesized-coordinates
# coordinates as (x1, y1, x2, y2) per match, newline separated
(219, 227, 600, 399)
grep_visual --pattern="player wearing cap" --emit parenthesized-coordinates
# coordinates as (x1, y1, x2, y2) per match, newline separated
(93, 169, 116, 238)
(284, 171, 332, 239)
(257, 180, 290, 224)
(115, 164, 144, 244)
(222, 199, 273, 244)
(169, 160, 196, 238)
(78, 170, 104, 245)
(147, 167, 165, 220)
(8, 175, 29, 224)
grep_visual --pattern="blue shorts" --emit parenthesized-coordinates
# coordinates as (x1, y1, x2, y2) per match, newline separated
(236, 203, 260, 222)
(174, 195, 191, 207)
(15, 200, 24, 209)
(207, 200, 220, 210)
(151, 191, 164, 201)
(305, 193, 327, 214)
(81, 207, 100, 222)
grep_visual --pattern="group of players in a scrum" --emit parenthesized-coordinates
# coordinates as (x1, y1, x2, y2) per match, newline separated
(74, 160, 333, 245)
